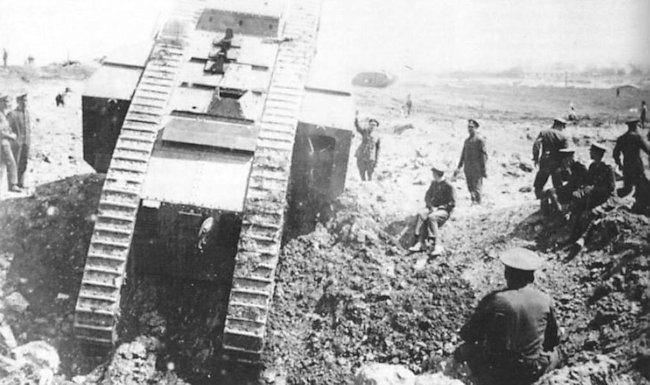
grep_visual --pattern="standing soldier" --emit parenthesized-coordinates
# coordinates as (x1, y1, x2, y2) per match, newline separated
(409, 166, 455, 255)
(0, 93, 21, 193)
(613, 119, 650, 199)
(7, 93, 31, 188)
(640, 100, 647, 129)
(404, 94, 413, 117)
(532, 118, 569, 201)
(455, 119, 487, 204)
(2, 49, 7, 68)
(354, 110, 380, 181)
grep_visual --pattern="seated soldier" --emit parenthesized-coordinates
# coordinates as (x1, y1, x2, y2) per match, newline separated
(409, 166, 455, 255)
(541, 148, 587, 218)
(448, 248, 563, 385)
(568, 143, 617, 247)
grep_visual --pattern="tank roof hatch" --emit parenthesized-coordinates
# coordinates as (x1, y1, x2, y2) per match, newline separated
(162, 116, 258, 152)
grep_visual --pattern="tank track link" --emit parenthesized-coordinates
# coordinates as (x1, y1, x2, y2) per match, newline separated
(222, 0, 323, 362)
(73, 0, 205, 346)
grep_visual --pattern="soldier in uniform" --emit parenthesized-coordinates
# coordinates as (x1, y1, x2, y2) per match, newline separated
(613, 119, 650, 199)
(354, 110, 381, 181)
(540, 148, 587, 217)
(409, 166, 455, 255)
(568, 144, 617, 246)
(455, 119, 488, 204)
(532, 118, 569, 201)
(404, 94, 413, 117)
(7, 93, 31, 188)
(0, 93, 22, 193)
(448, 247, 562, 385)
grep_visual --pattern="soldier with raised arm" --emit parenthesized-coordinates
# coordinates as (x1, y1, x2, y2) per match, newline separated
(354, 110, 381, 181)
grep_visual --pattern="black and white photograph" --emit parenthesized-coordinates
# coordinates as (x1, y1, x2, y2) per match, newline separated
(0, 0, 649, 384)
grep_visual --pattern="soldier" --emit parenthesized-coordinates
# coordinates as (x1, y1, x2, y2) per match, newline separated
(2, 49, 7, 68)
(641, 100, 647, 129)
(541, 148, 587, 217)
(354, 110, 381, 181)
(7, 93, 31, 188)
(409, 166, 455, 255)
(55, 87, 71, 107)
(454, 119, 488, 204)
(613, 119, 650, 199)
(532, 118, 569, 201)
(404, 94, 413, 117)
(0, 93, 21, 193)
(448, 248, 562, 385)
(568, 144, 616, 246)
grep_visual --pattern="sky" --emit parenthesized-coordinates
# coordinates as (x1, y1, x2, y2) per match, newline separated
(0, 0, 648, 73)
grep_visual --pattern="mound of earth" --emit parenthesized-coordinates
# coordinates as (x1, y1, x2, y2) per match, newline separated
(264, 192, 650, 385)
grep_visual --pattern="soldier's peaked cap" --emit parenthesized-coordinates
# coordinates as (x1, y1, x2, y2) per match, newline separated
(626, 119, 640, 127)
(553, 118, 567, 125)
(368, 118, 379, 126)
(590, 143, 607, 153)
(499, 247, 543, 271)
(430, 166, 445, 175)
(16, 92, 27, 100)
(468, 119, 479, 128)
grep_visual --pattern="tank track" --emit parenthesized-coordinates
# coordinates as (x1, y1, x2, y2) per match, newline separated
(222, 0, 323, 362)
(74, 0, 205, 346)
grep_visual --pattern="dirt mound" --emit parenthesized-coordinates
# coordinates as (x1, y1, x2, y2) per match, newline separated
(265, 190, 650, 385)
(0, 175, 103, 377)
(76, 336, 189, 385)
(266, 201, 476, 384)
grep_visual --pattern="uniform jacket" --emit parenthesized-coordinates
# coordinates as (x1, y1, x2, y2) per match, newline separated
(582, 161, 616, 201)
(559, 161, 588, 193)
(460, 285, 560, 369)
(0, 113, 15, 141)
(7, 108, 31, 146)
(458, 134, 488, 178)
(532, 129, 568, 164)
(354, 118, 380, 163)
(613, 131, 650, 173)
(425, 179, 456, 213)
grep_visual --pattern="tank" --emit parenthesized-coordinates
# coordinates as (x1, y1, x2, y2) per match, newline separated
(76, 0, 354, 362)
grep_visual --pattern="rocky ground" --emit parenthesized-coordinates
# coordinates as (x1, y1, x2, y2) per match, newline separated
(0, 65, 648, 384)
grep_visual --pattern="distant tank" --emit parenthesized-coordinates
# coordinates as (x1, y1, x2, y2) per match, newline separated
(77, 0, 354, 362)
(351, 71, 396, 88)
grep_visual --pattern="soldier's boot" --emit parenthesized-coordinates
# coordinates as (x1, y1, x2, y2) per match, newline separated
(408, 242, 424, 252)
(540, 198, 550, 216)
(431, 243, 444, 256)
(8, 184, 23, 193)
